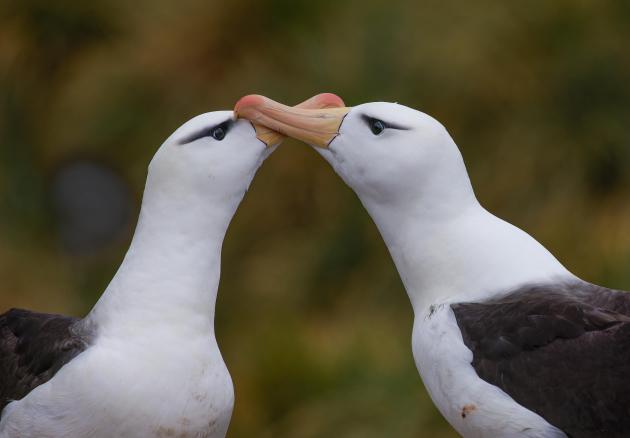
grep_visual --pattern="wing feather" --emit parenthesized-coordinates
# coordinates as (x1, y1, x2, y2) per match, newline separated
(0, 309, 86, 416)
(452, 282, 630, 438)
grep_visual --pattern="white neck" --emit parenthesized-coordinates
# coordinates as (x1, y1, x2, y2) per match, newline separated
(85, 174, 243, 340)
(360, 178, 573, 313)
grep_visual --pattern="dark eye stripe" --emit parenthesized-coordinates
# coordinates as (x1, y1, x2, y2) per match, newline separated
(178, 119, 233, 145)
(361, 114, 411, 131)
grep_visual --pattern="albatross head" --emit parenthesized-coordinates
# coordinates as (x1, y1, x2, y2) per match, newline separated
(147, 111, 272, 206)
(234, 96, 476, 215)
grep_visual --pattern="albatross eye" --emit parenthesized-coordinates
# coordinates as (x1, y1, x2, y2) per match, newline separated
(369, 118, 386, 136)
(211, 126, 226, 141)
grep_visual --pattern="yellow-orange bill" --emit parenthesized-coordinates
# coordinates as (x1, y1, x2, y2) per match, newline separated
(234, 94, 350, 148)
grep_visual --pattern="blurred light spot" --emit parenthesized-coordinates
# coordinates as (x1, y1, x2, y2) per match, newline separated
(50, 160, 134, 255)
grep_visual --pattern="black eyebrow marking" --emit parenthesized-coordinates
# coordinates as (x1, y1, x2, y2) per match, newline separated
(178, 119, 233, 145)
(361, 114, 411, 131)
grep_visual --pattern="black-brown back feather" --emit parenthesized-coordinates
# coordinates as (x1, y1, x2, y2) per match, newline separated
(452, 281, 630, 438)
(0, 308, 87, 417)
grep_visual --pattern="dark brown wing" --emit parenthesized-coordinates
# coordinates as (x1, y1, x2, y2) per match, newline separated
(0, 308, 87, 416)
(452, 282, 630, 438)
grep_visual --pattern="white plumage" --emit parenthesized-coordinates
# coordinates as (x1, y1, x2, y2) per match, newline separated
(312, 102, 572, 437)
(1, 111, 273, 437)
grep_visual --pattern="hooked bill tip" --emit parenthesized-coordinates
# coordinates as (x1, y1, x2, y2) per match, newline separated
(235, 93, 346, 116)
(308, 93, 345, 109)
(234, 95, 268, 115)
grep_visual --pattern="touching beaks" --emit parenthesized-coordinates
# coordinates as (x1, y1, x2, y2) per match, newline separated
(234, 94, 350, 148)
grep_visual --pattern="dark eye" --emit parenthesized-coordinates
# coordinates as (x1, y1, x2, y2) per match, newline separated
(211, 126, 226, 141)
(369, 118, 386, 135)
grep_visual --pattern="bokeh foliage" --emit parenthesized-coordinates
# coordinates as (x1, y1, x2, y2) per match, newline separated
(1, 0, 629, 436)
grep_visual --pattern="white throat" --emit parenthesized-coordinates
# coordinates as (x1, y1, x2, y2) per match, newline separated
(85, 168, 244, 339)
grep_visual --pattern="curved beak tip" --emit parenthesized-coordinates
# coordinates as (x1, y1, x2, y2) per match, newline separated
(234, 94, 266, 117)
(310, 93, 345, 108)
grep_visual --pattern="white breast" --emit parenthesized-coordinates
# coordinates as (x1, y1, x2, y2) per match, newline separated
(0, 333, 234, 438)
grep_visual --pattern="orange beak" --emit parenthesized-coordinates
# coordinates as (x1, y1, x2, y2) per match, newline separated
(234, 94, 350, 148)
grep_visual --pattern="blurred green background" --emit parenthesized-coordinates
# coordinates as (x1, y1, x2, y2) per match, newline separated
(1, 0, 629, 436)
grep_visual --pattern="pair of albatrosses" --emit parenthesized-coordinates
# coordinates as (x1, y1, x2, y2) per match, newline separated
(2, 94, 629, 437)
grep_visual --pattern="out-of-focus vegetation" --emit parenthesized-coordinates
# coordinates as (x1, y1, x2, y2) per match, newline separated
(1, 0, 629, 436)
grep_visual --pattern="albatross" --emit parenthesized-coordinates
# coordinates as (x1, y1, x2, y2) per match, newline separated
(0, 93, 344, 438)
(235, 95, 630, 438)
